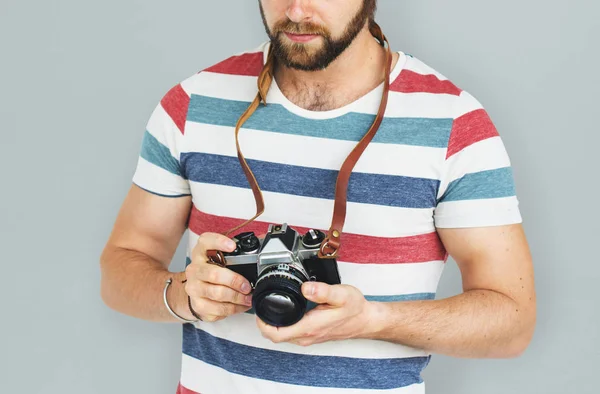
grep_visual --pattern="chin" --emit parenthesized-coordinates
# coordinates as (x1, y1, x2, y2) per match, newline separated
(284, 54, 323, 71)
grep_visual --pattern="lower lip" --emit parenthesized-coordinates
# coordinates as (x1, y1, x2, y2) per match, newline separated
(284, 32, 319, 43)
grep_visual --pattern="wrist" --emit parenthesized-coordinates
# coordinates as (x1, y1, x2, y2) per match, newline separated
(167, 271, 197, 322)
(360, 301, 391, 340)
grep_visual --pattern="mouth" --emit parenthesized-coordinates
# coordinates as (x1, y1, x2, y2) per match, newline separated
(283, 32, 320, 43)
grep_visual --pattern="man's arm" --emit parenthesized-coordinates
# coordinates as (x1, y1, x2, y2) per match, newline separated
(100, 184, 196, 322)
(365, 223, 536, 358)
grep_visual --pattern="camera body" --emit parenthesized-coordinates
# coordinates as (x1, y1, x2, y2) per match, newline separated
(222, 223, 341, 327)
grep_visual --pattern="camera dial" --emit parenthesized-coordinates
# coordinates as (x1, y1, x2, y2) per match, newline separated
(301, 229, 326, 249)
(236, 232, 260, 254)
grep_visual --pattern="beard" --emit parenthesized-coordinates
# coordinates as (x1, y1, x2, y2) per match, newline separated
(259, 1, 376, 71)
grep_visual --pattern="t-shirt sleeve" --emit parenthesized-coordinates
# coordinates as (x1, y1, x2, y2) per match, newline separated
(132, 84, 191, 198)
(434, 91, 522, 228)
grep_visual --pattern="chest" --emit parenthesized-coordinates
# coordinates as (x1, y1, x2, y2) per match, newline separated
(278, 84, 365, 112)
(182, 99, 448, 237)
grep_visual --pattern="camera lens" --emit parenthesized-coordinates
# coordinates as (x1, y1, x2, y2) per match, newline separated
(252, 266, 308, 327)
(262, 293, 296, 314)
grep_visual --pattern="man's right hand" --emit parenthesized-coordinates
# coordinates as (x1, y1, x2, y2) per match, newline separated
(184, 232, 253, 322)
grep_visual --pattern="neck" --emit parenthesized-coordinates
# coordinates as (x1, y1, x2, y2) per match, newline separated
(272, 26, 396, 111)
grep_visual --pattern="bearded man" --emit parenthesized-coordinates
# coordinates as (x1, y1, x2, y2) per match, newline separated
(100, 1, 536, 393)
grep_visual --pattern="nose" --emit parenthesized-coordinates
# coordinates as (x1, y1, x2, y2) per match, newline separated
(286, 0, 312, 23)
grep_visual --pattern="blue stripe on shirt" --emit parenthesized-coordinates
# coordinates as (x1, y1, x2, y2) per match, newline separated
(440, 167, 516, 202)
(187, 95, 453, 148)
(182, 324, 429, 389)
(140, 130, 183, 176)
(180, 152, 439, 208)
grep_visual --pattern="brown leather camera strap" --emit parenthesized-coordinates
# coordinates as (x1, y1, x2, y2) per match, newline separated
(319, 24, 392, 258)
(209, 23, 392, 264)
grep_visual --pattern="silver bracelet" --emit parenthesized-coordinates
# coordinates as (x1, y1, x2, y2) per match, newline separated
(163, 278, 200, 324)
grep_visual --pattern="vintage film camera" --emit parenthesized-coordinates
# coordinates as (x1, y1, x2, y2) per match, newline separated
(220, 223, 341, 327)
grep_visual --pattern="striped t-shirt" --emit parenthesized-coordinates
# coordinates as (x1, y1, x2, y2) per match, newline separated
(132, 41, 522, 394)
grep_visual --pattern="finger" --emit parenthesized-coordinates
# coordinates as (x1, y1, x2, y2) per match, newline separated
(193, 232, 237, 258)
(201, 315, 225, 323)
(193, 297, 251, 319)
(256, 311, 321, 343)
(256, 316, 282, 341)
(302, 282, 349, 307)
(198, 265, 252, 295)
(289, 338, 317, 347)
(202, 284, 253, 306)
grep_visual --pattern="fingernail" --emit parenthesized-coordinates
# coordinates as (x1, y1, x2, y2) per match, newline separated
(305, 284, 314, 296)
(241, 282, 251, 293)
(225, 240, 236, 250)
(244, 295, 253, 305)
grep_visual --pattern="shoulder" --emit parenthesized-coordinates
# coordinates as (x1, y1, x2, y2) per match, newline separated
(391, 52, 486, 119)
(178, 41, 269, 99)
(392, 52, 498, 146)
(154, 42, 269, 132)
(385, 53, 501, 159)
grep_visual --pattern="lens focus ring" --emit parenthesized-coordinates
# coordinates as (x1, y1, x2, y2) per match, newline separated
(255, 269, 304, 287)
(252, 265, 309, 327)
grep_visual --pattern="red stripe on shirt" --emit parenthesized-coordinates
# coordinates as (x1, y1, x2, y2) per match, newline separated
(204, 52, 264, 77)
(160, 84, 190, 134)
(446, 109, 499, 159)
(177, 383, 199, 394)
(188, 207, 447, 264)
(391, 69, 462, 95)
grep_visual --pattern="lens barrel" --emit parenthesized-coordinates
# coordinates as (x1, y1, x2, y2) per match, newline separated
(252, 265, 308, 327)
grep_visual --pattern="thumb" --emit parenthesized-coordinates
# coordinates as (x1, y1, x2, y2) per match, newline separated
(302, 282, 348, 307)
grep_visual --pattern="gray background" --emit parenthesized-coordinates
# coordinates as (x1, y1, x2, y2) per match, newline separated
(1, 0, 598, 393)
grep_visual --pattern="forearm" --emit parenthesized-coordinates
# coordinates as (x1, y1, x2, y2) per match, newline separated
(100, 247, 193, 322)
(365, 289, 535, 358)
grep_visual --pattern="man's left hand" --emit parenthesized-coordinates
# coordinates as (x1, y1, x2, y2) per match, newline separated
(256, 282, 376, 346)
